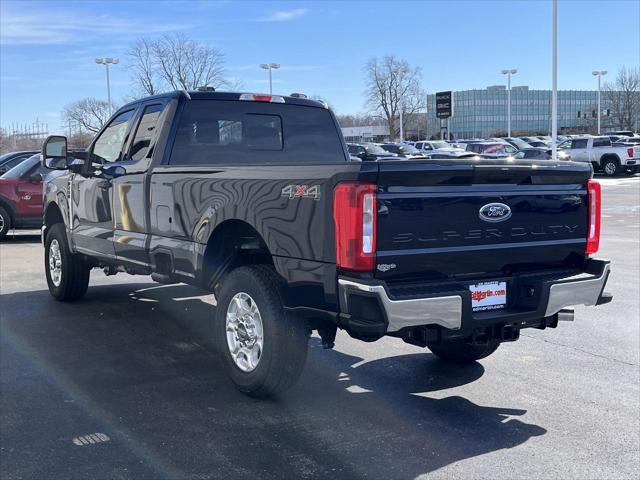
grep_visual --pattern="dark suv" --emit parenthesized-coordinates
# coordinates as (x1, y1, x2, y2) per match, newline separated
(0, 154, 49, 239)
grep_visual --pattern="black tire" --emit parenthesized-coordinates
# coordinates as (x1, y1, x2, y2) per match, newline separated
(601, 157, 620, 177)
(0, 205, 11, 240)
(44, 223, 90, 301)
(428, 339, 500, 364)
(215, 265, 309, 397)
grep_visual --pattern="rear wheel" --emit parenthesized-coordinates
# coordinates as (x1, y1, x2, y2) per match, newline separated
(215, 265, 309, 397)
(0, 206, 11, 240)
(428, 339, 500, 364)
(602, 158, 620, 177)
(45, 223, 90, 301)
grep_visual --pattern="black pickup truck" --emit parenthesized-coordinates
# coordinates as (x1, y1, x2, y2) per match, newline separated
(40, 90, 612, 396)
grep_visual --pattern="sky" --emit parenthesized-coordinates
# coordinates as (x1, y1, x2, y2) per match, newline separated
(1, 0, 639, 134)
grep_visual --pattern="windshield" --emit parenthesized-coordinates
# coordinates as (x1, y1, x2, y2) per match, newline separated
(1, 154, 40, 179)
(400, 144, 421, 154)
(509, 138, 531, 149)
(364, 144, 387, 154)
(430, 141, 449, 149)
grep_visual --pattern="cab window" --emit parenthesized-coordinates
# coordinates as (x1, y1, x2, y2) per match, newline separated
(92, 109, 135, 163)
(128, 104, 164, 162)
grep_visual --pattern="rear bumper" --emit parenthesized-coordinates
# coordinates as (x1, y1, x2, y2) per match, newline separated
(338, 259, 611, 338)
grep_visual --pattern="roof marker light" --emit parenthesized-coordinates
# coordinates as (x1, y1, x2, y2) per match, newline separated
(239, 93, 285, 103)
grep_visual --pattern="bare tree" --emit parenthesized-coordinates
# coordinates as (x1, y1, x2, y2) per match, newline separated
(61, 98, 112, 134)
(335, 113, 386, 128)
(128, 38, 158, 96)
(129, 33, 227, 95)
(603, 67, 640, 131)
(364, 55, 427, 139)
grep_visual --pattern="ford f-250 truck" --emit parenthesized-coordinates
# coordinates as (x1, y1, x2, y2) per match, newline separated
(40, 90, 612, 396)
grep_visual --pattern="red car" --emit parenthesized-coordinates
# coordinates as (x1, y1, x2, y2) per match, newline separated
(0, 154, 48, 240)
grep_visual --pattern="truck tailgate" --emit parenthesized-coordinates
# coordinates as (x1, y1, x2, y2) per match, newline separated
(375, 160, 592, 280)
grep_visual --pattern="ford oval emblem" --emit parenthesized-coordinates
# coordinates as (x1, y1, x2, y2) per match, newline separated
(479, 203, 512, 223)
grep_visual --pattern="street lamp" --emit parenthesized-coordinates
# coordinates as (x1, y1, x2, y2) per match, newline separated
(592, 70, 608, 134)
(501, 69, 517, 137)
(95, 58, 119, 113)
(551, 0, 557, 161)
(259, 63, 280, 95)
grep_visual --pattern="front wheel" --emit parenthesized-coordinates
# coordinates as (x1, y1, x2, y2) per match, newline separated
(427, 339, 500, 364)
(215, 265, 309, 397)
(45, 223, 90, 301)
(0, 206, 11, 240)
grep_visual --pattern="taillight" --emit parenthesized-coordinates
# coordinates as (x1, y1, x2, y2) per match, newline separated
(628, 147, 634, 157)
(586, 180, 601, 255)
(333, 182, 377, 271)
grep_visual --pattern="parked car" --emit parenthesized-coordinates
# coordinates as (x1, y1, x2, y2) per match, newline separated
(414, 140, 454, 151)
(504, 137, 534, 150)
(604, 130, 636, 138)
(558, 136, 640, 175)
(39, 89, 612, 397)
(0, 151, 38, 175)
(0, 154, 49, 239)
(380, 143, 428, 159)
(612, 136, 640, 146)
(414, 140, 465, 157)
(347, 142, 398, 161)
(465, 142, 518, 158)
(513, 147, 571, 161)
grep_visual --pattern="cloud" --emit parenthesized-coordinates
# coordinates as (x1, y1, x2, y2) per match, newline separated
(0, 8, 191, 45)
(261, 8, 307, 22)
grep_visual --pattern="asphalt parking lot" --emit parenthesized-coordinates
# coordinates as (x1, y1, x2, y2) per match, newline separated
(1, 174, 638, 480)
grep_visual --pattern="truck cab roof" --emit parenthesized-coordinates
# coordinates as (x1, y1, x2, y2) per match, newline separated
(118, 90, 328, 111)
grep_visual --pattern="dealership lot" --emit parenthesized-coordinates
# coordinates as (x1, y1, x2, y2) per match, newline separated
(1, 175, 638, 480)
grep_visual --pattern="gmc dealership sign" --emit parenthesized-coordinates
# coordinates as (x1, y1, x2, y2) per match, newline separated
(436, 91, 453, 118)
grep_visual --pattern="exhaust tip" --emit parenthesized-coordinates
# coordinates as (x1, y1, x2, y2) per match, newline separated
(557, 309, 575, 322)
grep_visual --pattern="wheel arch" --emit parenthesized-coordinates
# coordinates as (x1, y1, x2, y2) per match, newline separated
(44, 202, 65, 228)
(600, 153, 621, 164)
(0, 195, 16, 224)
(200, 219, 276, 290)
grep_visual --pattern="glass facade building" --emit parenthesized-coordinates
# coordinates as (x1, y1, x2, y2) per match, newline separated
(425, 86, 615, 139)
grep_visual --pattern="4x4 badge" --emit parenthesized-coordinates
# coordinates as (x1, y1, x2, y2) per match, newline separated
(281, 185, 321, 200)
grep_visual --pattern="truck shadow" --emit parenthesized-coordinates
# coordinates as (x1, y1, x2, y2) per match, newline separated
(1, 232, 41, 244)
(1, 281, 546, 479)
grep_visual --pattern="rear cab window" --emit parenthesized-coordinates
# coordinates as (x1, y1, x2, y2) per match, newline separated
(592, 137, 612, 148)
(169, 100, 346, 165)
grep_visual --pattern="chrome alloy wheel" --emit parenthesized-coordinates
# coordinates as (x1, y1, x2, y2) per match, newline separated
(225, 292, 264, 372)
(604, 162, 616, 175)
(49, 239, 63, 287)
(0, 212, 5, 232)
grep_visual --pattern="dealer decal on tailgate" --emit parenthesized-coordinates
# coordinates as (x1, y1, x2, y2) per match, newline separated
(469, 281, 507, 311)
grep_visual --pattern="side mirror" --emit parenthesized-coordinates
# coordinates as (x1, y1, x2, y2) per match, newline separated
(41, 135, 68, 170)
(28, 172, 44, 183)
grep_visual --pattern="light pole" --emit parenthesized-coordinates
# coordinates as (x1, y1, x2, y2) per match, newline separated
(259, 63, 280, 95)
(501, 69, 517, 137)
(592, 70, 607, 134)
(551, 0, 558, 161)
(95, 57, 119, 112)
